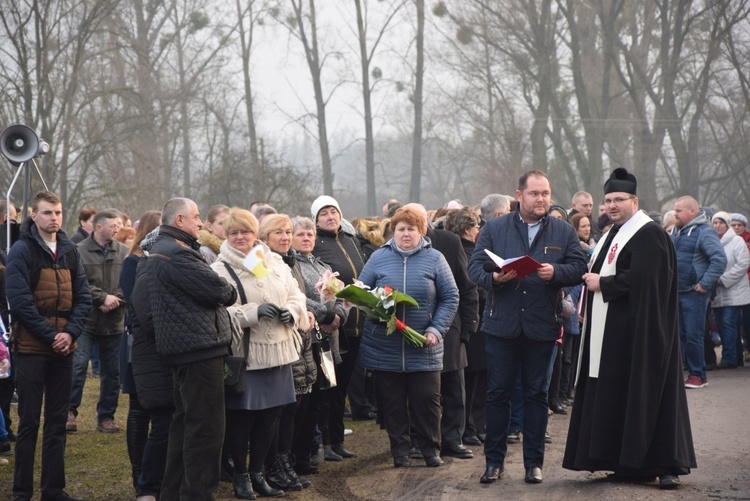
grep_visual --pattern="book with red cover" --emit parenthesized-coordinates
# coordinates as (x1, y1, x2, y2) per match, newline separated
(484, 249, 542, 280)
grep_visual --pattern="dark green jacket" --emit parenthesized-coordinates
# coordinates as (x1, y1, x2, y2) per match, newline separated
(78, 234, 128, 336)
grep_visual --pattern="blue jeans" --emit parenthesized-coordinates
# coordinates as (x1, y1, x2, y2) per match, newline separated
(484, 333, 555, 469)
(0, 400, 6, 441)
(678, 292, 710, 380)
(714, 306, 741, 365)
(70, 332, 122, 422)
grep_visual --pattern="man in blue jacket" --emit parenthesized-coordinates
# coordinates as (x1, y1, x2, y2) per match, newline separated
(468, 170, 587, 485)
(671, 196, 727, 389)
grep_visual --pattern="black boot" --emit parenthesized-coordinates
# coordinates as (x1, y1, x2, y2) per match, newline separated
(232, 473, 257, 499)
(249, 471, 284, 497)
(266, 454, 301, 491)
(126, 406, 149, 491)
(281, 452, 310, 489)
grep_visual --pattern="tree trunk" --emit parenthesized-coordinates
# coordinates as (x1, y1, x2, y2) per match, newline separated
(409, 0, 424, 203)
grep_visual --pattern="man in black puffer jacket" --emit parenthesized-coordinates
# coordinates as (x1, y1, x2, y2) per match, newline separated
(141, 197, 237, 501)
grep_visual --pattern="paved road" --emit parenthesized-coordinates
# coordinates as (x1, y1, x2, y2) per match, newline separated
(354, 364, 750, 500)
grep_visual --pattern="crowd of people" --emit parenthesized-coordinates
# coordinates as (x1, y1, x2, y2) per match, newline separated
(0, 168, 748, 500)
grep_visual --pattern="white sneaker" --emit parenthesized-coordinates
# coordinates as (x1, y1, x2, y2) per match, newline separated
(344, 428, 353, 436)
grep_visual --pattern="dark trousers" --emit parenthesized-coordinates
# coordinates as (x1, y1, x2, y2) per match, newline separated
(13, 353, 73, 500)
(70, 332, 122, 422)
(440, 368, 466, 447)
(560, 333, 581, 399)
(347, 357, 374, 417)
(484, 333, 554, 469)
(463, 369, 487, 440)
(324, 335, 359, 446)
(126, 394, 172, 497)
(226, 406, 283, 474)
(161, 357, 225, 501)
(548, 344, 563, 403)
(290, 392, 314, 463)
(375, 370, 441, 458)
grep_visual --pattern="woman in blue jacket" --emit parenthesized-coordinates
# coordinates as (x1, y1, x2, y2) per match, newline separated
(358, 208, 459, 468)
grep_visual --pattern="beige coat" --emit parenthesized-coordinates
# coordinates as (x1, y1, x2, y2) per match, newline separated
(211, 240, 306, 370)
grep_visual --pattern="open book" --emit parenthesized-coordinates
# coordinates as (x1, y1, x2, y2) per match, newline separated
(484, 249, 542, 280)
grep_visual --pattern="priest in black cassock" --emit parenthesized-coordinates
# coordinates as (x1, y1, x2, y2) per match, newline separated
(562, 168, 696, 490)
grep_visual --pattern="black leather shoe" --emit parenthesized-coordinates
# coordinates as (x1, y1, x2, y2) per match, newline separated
(550, 401, 567, 415)
(659, 475, 680, 489)
(441, 444, 473, 459)
(463, 435, 482, 446)
(525, 466, 543, 483)
(331, 443, 357, 458)
(409, 446, 423, 459)
(323, 445, 343, 461)
(477, 433, 486, 442)
(424, 456, 444, 467)
(393, 455, 411, 467)
(480, 465, 503, 484)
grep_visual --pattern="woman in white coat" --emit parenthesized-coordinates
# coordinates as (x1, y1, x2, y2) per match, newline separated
(711, 211, 750, 369)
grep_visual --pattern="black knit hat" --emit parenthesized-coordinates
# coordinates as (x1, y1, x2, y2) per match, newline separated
(604, 168, 637, 195)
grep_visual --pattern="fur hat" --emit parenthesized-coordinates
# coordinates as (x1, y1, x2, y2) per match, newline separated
(712, 211, 732, 228)
(731, 213, 748, 227)
(311, 195, 341, 222)
(604, 168, 637, 195)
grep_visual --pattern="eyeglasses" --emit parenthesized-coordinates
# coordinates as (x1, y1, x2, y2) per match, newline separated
(227, 229, 254, 238)
(602, 196, 635, 205)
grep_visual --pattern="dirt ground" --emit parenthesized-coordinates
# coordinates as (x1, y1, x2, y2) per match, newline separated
(233, 363, 750, 501)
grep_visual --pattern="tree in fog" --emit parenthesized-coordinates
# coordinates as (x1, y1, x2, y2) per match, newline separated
(0, 0, 120, 210)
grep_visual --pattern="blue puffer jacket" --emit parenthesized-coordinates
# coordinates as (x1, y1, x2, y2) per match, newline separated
(468, 210, 587, 341)
(670, 211, 727, 293)
(358, 237, 459, 372)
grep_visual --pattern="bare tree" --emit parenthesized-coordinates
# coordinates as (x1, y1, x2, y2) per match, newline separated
(0, 0, 121, 210)
(408, 0, 425, 202)
(352, 0, 406, 214)
(283, 0, 335, 196)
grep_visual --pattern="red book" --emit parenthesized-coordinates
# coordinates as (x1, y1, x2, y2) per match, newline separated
(484, 249, 543, 280)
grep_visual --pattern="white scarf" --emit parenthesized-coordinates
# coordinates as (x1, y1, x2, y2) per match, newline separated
(587, 210, 652, 378)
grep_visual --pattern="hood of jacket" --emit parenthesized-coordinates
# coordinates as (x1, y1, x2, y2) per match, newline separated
(197, 229, 223, 255)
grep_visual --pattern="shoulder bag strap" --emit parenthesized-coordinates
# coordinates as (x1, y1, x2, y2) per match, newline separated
(222, 261, 251, 356)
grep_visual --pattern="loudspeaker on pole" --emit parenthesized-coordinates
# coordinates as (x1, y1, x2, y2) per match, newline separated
(0, 124, 50, 165)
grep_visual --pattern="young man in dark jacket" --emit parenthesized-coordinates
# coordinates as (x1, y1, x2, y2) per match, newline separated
(7, 191, 92, 501)
(141, 197, 237, 501)
(469, 171, 587, 485)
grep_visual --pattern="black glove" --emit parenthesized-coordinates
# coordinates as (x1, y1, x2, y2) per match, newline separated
(278, 308, 294, 325)
(257, 303, 281, 319)
(316, 309, 336, 325)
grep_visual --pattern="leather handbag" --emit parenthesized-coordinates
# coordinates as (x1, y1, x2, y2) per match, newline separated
(222, 263, 251, 395)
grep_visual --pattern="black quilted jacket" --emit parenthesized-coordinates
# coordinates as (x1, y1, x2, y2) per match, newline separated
(144, 225, 237, 365)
